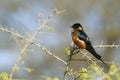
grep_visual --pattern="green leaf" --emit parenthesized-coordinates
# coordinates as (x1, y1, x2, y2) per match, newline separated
(53, 77, 59, 80)
(11, 28, 14, 31)
(15, 30, 19, 33)
(78, 68, 88, 79)
(80, 68, 87, 73)
(15, 67, 19, 73)
(66, 66, 73, 75)
(46, 77, 51, 80)
(23, 51, 27, 56)
(109, 63, 117, 75)
(28, 34, 32, 38)
(65, 47, 70, 56)
(104, 74, 112, 80)
(0, 72, 8, 80)
(90, 65, 102, 74)
(110, 64, 116, 71)
(48, 26, 54, 32)
(20, 61, 24, 64)
(116, 73, 120, 80)
(25, 68, 32, 72)
(87, 70, 96, 80)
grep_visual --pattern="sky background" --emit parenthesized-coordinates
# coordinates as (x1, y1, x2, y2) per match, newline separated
(0, 0, 120, 80)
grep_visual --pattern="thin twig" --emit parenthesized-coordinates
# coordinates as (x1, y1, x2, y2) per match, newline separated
(98, 67, 120, 80)
(0, 27, 67, 65)
(64, 50, 106, 80)
(34, 42, 67, 65)
(0, 16, 120, 80)
(79, 50, 105, 75)
(94, 44, 120, 48)
(7, 8, 65, 80)
(1, 26, 120, 79)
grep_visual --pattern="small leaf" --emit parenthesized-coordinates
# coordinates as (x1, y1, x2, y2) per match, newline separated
(48, 26, 54, 32)
(116, 73, 120, 80)
(104, 75, 112, 80)
(88, 70, 96, 79)
(23, 51, 27, 56)
(65, 47, 70, 56)
(80, 68, 87, 73)
(46, 77, 51, 80)
(11, 28, 14, 31)
(90, 65, 102, 74)
(15, 67, 19, 73)
(0, 72, 8, 80)
(109, 64, 117, 75)
(55, 8, 59, 12)
(28, 34, 32, 38)
(15, 30, 19, 33)
(53, 77, 59, 80)
(20, 61, 24, 64)
(25, 68, 32, 72)
(66, 66, 73, 75)
(110, 64, 116, 71)
(77, 68, 88, 79)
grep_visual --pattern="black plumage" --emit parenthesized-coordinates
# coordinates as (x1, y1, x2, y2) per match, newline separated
(77, 30, 101, 60)
(71, 23, 109, 69)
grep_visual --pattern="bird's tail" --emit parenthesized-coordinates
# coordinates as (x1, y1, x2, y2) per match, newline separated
(89, 51, 109, 70)
(89, 49, 109, 70)
(99, 58, 109, 70)
(86, 44, 101, 60)
(92, 52, 101, 60)
(86, 44, 109, 70)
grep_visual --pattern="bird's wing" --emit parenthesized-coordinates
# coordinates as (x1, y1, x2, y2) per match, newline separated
(77, 30, 90, 43)
(77, 30, 101, 59)
(76, 30, 107, 68)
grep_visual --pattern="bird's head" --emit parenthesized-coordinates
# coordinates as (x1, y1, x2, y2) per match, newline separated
(71, 23, 83, 30)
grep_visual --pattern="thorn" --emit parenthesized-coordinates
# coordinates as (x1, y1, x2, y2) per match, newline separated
(100, 41, 103, 47)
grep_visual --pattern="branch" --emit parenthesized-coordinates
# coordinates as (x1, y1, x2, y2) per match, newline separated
(94, 44, 120, 48)
(33, 42, 67, 65)
(98, 67, 120, 80)
(79, 50, 106, 75)
(1, 25, 120, 80)
(1, 8, 66, 80)
(0, 27, 67, 65)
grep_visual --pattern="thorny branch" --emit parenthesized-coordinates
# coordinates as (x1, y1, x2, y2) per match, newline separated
(63, 42, 120, 80)
(1, 25, 120, 79)
(0, 12, 120, 80)
(0, 8, 66, 80)
(1, 25, 120, 80)
(1, 26, 120, 65)
(80, 50, 105, 75)
(64, 49, 106, 80)
(0, 27, 67, 65)
(98, 67, 120, 80)
(94, 44, 120, 48)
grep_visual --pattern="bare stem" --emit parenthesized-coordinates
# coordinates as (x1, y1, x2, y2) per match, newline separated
(94, 44, 120, 48)
(0, 25, 67, 66)
(7, 8, 65, 80)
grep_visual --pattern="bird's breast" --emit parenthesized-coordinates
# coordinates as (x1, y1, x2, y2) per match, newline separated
(71, 30, 86, 49)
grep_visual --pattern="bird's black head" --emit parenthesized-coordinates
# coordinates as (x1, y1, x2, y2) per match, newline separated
(71, 23, 82, 29)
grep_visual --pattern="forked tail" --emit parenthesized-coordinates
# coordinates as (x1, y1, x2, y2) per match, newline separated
(99, 58, 109, 70)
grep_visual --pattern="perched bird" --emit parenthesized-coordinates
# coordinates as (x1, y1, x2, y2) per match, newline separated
(70, 23, 108, 69)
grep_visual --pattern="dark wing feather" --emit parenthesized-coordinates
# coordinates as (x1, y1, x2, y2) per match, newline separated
(76, 30, 108, 69)
(77, 30, 90, 43)
(77, 30, 101, 59)
(86, 43, 101, 59)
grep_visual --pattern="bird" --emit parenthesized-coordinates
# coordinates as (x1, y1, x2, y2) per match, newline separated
(70, 23, 109, 69)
